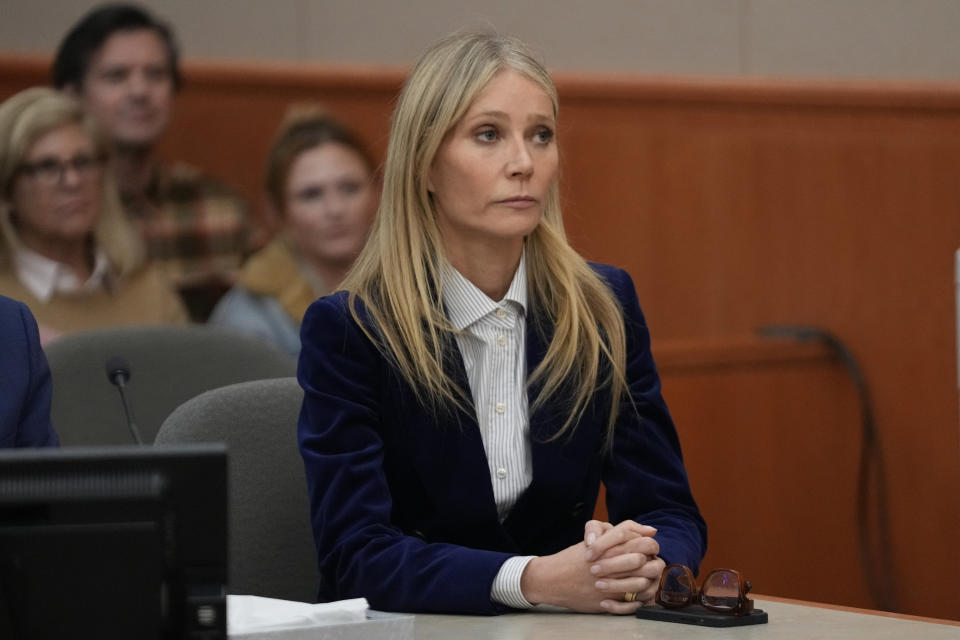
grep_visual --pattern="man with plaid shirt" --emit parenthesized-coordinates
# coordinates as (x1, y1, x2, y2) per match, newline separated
(53, 4, 254, 321)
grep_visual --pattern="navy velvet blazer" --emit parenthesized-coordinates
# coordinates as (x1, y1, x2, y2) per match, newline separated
(297, 264, 706, 615)
(0, 295, 58, 448)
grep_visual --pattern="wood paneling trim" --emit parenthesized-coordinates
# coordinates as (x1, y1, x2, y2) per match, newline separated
(0, 54, 48, 83)
(654, 335, 832, 371)
(5, 53, 960, 110)
(180, 61, 408, 93)
(555, 72, 960, 110)
(0, 53, 408, 92)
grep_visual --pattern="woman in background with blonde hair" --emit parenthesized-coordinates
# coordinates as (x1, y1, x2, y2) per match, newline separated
(210, 106, 377, 357)
(298, 32, 705, 615)
(0, 87, 186, 341)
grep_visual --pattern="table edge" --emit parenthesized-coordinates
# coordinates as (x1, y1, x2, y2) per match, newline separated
(754, 594, 960, 627)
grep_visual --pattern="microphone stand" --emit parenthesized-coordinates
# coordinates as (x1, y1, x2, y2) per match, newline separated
(105, 356, 145, 445)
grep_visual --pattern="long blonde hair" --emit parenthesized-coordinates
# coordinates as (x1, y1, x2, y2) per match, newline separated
(342, 32, 629, 443)
(0, 87, 145, 277)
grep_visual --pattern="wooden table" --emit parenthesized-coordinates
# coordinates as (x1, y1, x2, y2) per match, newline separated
(413, 596, 960, 639)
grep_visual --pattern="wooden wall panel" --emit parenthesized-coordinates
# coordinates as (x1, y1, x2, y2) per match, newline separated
(659, 338, 869, 609)
(593, 337, 872, 608)
(2, 55, 958, 619)
(554, 76, 960, 619)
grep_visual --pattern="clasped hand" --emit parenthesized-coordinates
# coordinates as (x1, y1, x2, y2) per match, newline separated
(520, 519, 665, 614)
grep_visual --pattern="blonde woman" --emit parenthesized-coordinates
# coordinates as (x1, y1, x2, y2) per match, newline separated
(0, 88, 185, 341)
(298, 32, 705, 615)
(210, 107, 377, 357)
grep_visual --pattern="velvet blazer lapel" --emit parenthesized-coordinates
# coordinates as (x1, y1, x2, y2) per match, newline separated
(400, 333, 503, 538)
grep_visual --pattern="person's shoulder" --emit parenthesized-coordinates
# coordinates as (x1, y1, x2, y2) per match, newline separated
(304, 290, 379, 332)
(306, 290, 352, 320)
(211, 284, 292, 326)
(0, 293, 24, 316)
(210, 285, 264, 319)
(301, 291, 384, 359)
(0, 294, 29, 332)
(210, 286, 298, 350)
(119, 261, 166, 288)
(588, 262, 634, 292)
(0, 295, 43, 365)
(117, 262, 188, 314)
(238, 239, 301, 295)
(588, 261, 626, 279)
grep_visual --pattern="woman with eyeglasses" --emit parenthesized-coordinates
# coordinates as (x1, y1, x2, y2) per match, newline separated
(297, 32, 706, 615)
(209, 106, 378, 357)
(0, 88, 186, 342)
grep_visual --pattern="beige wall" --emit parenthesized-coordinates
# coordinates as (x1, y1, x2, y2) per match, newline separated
(2, 0, 959, 79)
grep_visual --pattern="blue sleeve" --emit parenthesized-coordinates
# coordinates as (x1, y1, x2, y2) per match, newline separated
(297, 294, 514, 614)
(596, 266, 707, 572)
(0, 298, 58, 448)
(208, 287, 301, 358)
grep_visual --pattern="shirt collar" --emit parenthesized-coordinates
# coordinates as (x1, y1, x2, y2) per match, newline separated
(442, 250, 528, 331)
(13, 245, 112, 302)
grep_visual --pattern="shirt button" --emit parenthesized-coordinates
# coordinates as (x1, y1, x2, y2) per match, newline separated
(495, 402, 506, 414)
(496, 467, 507, 479)
(495, 308, 507, 319)
(496, 335, 507, 346)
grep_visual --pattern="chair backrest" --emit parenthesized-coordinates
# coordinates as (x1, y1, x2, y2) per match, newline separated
(44, 325, 297, 446)
(154, 377, 316, 603)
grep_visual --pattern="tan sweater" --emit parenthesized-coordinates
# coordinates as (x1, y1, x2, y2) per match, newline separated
(236, 237, 322, 324)
(0, 264, 188, 335)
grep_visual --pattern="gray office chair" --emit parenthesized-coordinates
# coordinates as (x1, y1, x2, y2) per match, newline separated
(155, 377, 318, 603)
(44, 325, 297, 446)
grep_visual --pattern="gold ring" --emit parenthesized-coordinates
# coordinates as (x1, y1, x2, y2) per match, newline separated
(624, 592, 638, 602)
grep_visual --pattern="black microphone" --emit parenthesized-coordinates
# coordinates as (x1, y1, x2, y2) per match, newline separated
(105, 356, 144, 445)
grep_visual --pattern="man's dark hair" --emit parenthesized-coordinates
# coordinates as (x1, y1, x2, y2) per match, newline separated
(51, 3, 182, 91)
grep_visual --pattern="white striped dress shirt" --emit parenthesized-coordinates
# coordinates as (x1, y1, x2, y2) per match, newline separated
(442, 253, 536, 609)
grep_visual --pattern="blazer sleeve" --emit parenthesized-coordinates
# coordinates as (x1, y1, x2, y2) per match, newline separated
(0, 298, 58, 448)
(297, 294, 515, 614)
(596, 266, 707, 572)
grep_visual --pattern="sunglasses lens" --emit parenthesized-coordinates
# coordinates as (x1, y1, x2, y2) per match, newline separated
(659, 565, 694, 606)
(702, 570, 740, 611)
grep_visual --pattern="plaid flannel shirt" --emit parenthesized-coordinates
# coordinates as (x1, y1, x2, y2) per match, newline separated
(121, 162, 253, 320)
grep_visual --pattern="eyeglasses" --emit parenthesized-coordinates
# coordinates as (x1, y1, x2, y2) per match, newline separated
(18, 154, 104, 186)
(656, 564, 754, 616)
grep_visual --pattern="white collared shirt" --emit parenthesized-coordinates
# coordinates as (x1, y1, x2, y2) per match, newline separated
(441, 252, 536, 609)
(14, 245, 112, 302)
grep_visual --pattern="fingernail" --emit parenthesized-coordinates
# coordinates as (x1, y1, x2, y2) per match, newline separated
(585, 549, 594, 561)
(586, 533, 596, 546)
(600, 600, 612, 609)
(595, 581, 608, 590)
(590, 564, 601, 575)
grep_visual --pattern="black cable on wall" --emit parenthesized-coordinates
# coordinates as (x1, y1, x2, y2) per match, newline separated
(757, 325, 897, 613)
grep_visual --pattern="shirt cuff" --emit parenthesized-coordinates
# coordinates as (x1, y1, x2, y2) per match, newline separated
(491, 555, 536, 609)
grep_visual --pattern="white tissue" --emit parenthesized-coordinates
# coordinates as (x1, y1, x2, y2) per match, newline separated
(228, 595, 369, 635)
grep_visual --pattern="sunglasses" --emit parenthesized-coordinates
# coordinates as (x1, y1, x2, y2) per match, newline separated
(655, 564, 754, 616)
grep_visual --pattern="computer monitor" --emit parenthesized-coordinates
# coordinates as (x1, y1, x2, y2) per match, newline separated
(0, 444, 227, 639)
